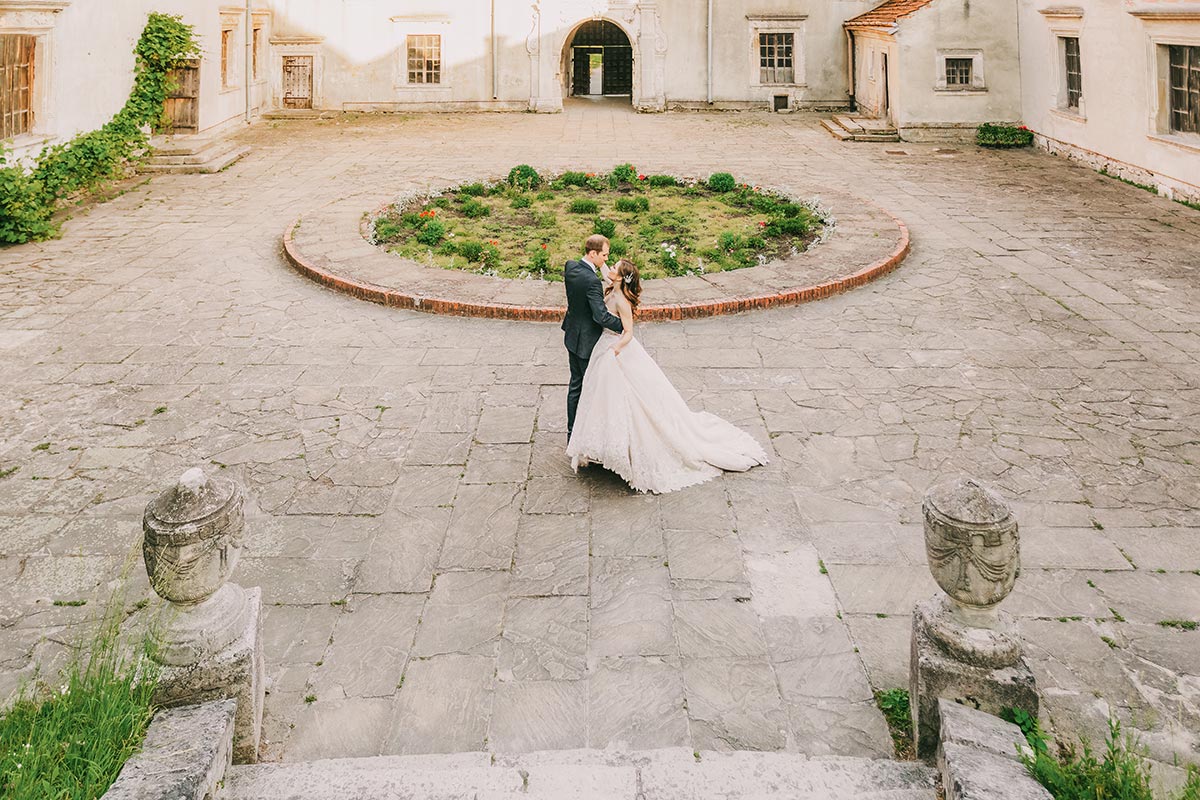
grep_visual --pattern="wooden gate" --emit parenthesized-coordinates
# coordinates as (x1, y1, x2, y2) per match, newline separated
(282, 55, 313, 109)
(163, 58, 200, 134)
(1, 34, 36, 139)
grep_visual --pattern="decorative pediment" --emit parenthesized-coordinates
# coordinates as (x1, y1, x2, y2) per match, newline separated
(1127, 3, 1200, 21)
(1038, 7, 1084, 20)
(0, 0, 70, 30)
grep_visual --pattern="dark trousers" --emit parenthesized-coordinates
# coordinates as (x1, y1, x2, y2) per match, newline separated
(566, 351, 589, 442)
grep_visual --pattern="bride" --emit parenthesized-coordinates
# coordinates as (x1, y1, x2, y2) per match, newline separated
(566, 259, 769, 494)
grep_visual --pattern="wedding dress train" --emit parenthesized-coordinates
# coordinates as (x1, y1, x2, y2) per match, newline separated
(566, 329, 768, 494)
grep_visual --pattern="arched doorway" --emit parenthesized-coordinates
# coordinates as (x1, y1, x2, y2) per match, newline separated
(563, 20, 633, 100)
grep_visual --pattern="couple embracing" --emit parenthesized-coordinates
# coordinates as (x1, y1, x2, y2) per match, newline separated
(562, 234, 768, 494)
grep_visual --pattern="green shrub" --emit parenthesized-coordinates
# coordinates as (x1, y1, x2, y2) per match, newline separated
(459, 182, 487, 197)
(977, 123, 1034, 149)
(507, 164, 541, 190)
(648, 175, 678, 187)
(0, 163, 55, 243)
(717, 231, 743, 251)
(534, 211, 557, 228)
(374, 218, 403, 241)
(765, 216, 811, 238)
(535, 190, 554, 201)
(615, 196, 650, 213)
(459, 240, 484, 262)
(461, 198, 491, 218)
(612, 163, 637, 184)
(415, 219, 446, 245)
(609, 238, 629, 258)
(873, 689, 914, 759)
(480, 243, 502, 269)
(431, 196, 452, 208)
(593, 217, 617, 238)
(569, 198, 599, 214)
(0, 584, 158, 800)
(526, 243, 551, 272)
(436, 241, 457, 256)
(559, 171, 589, 187)
(707, 172, 738, 193)
(586, 175, 608, 191)
(511, 194, 532, 209)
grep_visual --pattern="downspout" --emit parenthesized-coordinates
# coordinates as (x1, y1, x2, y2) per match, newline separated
(245, 0, 252, 122)
(706, 0, 713, 103)
(846, 29, 856, 112)
(491, 0, 498, 100)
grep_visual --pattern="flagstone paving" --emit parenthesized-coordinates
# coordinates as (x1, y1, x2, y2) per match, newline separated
(1, 104, 1199, 781)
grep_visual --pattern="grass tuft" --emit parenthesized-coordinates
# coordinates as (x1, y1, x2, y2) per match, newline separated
(874, 689, 914, 759)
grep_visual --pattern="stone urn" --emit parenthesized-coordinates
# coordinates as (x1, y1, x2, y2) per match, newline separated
(143, 467, 252, 667)
(910, 477, 1037, 757)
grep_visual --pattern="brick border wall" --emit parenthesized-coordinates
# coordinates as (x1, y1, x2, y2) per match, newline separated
(282, 204, 910, 322)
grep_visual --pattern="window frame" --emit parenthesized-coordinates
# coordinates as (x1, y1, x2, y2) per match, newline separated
(406, 33, 442, 86)
(934, 49, 986, 93)
(1063, 36, 1083, 110)
(758, 32, 795, 86)
(1168, 44, 1200, 134)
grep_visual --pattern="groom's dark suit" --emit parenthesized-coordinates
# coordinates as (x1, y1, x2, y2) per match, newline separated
(562, 258, 623, 441)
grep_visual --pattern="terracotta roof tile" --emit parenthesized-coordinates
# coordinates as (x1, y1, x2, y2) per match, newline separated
(844, 0, 936, 30)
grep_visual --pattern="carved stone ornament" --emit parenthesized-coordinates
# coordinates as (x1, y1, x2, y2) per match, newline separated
(923, 477, 1019, 612)
(143, 468, 252, 666)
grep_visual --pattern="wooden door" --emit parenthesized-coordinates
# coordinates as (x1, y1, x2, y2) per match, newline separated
(163, 58, 199, 134)
(571, 48, 592, 96)
(1, 34, 36, 139)
(282, 55, 313, 109)
(881, 53, 891, 122)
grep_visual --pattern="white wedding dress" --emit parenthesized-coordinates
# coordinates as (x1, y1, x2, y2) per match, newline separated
(566, 297, 769, 494)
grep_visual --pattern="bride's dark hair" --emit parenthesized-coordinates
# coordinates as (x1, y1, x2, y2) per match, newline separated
(610, 259, 641, 311)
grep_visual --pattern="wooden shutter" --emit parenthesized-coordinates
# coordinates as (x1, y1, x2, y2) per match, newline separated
(1, 34, 36, 139)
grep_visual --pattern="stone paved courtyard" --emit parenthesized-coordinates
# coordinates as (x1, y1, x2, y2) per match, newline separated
(2, 104, 1199, 777)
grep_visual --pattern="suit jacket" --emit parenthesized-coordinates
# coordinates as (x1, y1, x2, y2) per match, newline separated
(562, 258, 623, 358)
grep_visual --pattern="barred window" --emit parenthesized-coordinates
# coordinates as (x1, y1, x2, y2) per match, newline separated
(1063, 37, 1082, 109)
(759, 33, 794, 84)
(407, 35, 441, 84)
(1, 34, 35, 139)
(1169, 45, 1200, 134)
(253, 27, 262, 80)
(945, 57, 973, 87)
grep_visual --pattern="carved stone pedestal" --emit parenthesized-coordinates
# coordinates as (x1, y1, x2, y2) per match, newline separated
(143, 468, 265, 764)
(910, 478, 1038, 758)
(911, 595, 1038, 758)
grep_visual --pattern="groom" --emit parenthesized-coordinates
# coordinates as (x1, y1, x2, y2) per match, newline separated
(562, 234, 623, 444)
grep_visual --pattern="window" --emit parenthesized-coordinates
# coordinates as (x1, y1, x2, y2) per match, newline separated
(407, 34, 441, 84)
(1063, 37, 1082, 109)
(1, 34, 35, 139)
(1169, 45, 1199, 134)
(945, 57, 973, 87)
(253, 27, 262, 80)
(759, 32, 794, 84)
(221, 28, 233, 87)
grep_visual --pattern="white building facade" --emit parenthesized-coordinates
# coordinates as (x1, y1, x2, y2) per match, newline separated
(2, 0, 1197, 202)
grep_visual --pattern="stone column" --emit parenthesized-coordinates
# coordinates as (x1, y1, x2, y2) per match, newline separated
(143, 467, 264, 764)
(910, 478, 1038, 759)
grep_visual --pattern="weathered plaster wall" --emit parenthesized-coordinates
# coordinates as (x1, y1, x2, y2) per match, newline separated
(1019, 0, 1200, 203)
(893, 0, 1022, 141)
(1, 0, 267, 158)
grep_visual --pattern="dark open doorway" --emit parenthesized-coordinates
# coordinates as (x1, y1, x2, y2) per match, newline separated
(567, 20, 632, 98)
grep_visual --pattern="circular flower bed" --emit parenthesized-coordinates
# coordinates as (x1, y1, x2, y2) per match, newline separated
(369, 164, 827, 281)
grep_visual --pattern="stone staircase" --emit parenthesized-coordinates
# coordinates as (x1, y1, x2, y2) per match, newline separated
(821, 115, 900, 142)
(222, 748, 938, 800)
(140, 134, 251, 174)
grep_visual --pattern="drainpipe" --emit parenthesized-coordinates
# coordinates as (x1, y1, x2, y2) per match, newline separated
(245, 0, 252, 122)
(846, 29, 856, 112)
(491, 0, 498, 100)
(706, 0, 713, 103)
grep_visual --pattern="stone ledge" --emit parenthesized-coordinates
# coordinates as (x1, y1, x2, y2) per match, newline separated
(281, 187, 910, 322)
(102, 698, 236, 800)
(937, 700, 1051, 800)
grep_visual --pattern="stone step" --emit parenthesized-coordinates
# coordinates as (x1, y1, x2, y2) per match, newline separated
(834, 115, 865, 132)
(820, 118, 854, 141)
(224, 748, 938, 800)
(140, 143, 251, 174)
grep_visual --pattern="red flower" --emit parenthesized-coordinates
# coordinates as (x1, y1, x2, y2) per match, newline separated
(742, 183, 749, 188)
(489, 239, 499, 246)
(638, 174, 647, 181)
(586, 173, 596, 178)
(758, 221, 768, 228)
(1019, 126, 1029, 131)
(540, 243, 547, 250)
